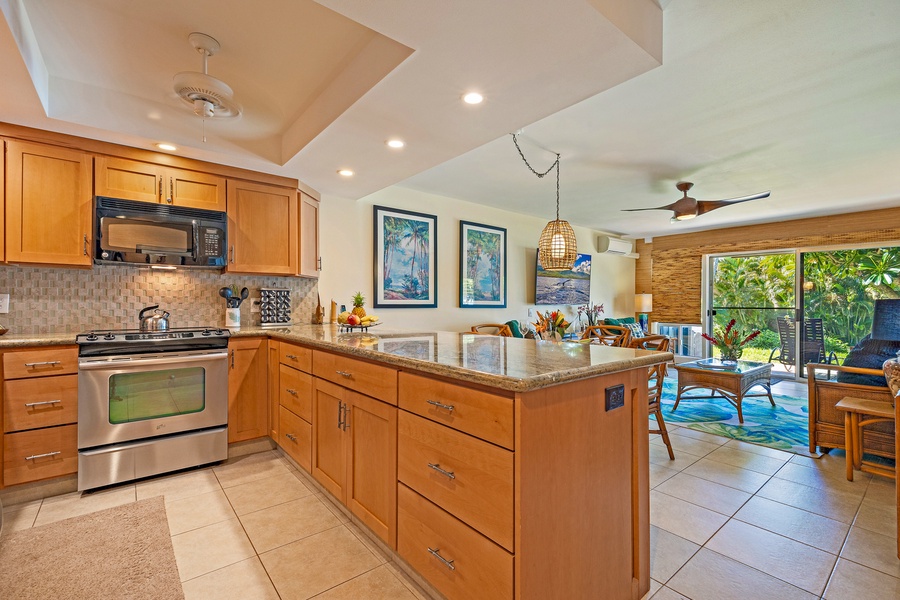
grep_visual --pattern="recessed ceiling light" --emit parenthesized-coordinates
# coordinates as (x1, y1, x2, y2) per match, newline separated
(156, 143, 177, 151)
(463, 92, 483, 105)
(386, 139, 405, 149)
(337, 169, 354, 177)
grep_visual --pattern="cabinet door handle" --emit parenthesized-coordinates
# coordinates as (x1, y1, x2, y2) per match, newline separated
(427, 547, 456, 571)
(317, 257, 322, 271)
(25, 400, 62, 408)
(427, 463, 456, 480)
(337, 401, 344, 430)
(83, 234, 89, 256)
(24, 361, 61, 368)
(26, 451, 61, 461)
(285, 433, 297, 441)
(285, 354, 298, 360)
(230, 349, 235, 369)
(158, 175, 163, 199)
(426, 400, 455, 412)
(335, 370, 353, 379)
(230, 245, 235, 264)
(285, 388, 298, 396)
(167, 177, 174, 203)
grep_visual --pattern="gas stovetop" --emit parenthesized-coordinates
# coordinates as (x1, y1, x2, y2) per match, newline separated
(77, 327, 230, 357)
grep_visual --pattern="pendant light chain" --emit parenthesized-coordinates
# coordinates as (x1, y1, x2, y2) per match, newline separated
(512, 133, 562, 220)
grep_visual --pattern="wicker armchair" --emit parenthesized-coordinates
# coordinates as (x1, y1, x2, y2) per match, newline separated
(581, 325, 631, 347)
(470, 324, 513, 337)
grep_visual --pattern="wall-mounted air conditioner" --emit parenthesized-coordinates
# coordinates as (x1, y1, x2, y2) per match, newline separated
(596, 235, 634, 256)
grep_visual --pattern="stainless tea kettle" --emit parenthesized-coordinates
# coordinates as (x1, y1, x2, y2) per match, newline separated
(139, 305, 170, 331)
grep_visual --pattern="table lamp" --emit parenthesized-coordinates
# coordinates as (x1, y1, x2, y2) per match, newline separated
(635, 293, 653, 332)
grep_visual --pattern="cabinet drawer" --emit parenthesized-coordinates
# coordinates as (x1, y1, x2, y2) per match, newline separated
(3, 347, 78, 379)
(280, 364, 312, 422)
(398, 411, 514, 550)
(279, 406, 311, 472)
(399, 372, 514, 449)
(313, 350, 398, 405)
(3, 375, 78, 432)
(280, 342, 312, 373)
(398, 484, 512, 600)
(3, 424, 78, 486)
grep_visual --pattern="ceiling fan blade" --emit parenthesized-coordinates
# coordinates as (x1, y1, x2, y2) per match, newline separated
(696, 192, 769, 215)
(623, 201, 681, 213)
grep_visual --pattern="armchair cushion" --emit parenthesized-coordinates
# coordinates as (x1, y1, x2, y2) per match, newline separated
(625, 322, 646, 339)
(604, 317, 636, 326)
(871, 299, 900, 341)
(838, 335, 900, 386)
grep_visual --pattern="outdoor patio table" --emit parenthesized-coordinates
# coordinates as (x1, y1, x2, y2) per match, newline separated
(673, 359, 775, 424)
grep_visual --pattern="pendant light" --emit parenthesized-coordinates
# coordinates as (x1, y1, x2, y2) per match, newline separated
(512, 134, 577, 271)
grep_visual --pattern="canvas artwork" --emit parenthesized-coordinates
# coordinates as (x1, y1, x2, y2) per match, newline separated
(535, 252, 591, 305)
(374, 205, 438, 308)
(460, 221, 507, 308)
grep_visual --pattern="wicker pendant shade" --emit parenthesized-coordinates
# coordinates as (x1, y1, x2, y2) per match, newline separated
(538, 219, 577, 271)
(512, 133, 577, 271)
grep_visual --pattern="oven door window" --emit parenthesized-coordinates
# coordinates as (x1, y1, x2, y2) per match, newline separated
(108, 367, 205, 423)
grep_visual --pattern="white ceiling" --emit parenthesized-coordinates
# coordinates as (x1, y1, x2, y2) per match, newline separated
(2, 0, 899, 240)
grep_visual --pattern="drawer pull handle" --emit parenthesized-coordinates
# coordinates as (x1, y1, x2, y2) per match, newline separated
(285, 354, 298, 359)
(26, 451, 61, 461)
(286, 388, 298, 396)
(24, 361, 61, 368)
(25, 400, 62, 408)
(426, 400, 455, 412)
(285, 433, 297, 441)
(427, 463, 456, 480)
(427, 547, 456, 571)
(335, 370, 353, 379)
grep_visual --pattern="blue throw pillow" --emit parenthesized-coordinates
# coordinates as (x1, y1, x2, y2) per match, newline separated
(837, 336, 900, 386)
(625, 322, 645, 339)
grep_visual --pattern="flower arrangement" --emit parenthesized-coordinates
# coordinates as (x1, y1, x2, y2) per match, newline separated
(534, 310, 571, 340)
(576, 303, 605, 327)
(701, 319, 760, 361)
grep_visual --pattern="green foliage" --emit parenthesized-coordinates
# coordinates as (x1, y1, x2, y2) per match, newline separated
(746, 329, 779, 349)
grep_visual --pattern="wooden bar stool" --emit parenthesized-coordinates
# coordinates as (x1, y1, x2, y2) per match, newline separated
(834, 396, 896, 482)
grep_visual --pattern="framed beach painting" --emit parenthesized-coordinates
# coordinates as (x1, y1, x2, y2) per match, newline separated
(373, 205, 438, 308)
(535, 251, 591, 305)
(459, 220, 507, 308)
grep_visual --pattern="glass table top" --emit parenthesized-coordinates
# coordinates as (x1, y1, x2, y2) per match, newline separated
(680, 358, 772, 374)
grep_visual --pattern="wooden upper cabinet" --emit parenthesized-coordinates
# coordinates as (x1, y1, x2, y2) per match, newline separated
(299, 192, 320, 278)
(95, 156, 226, 212)
(5, 140, 92, 266)
(226, 179, 298, 275)
(0, 144, 5, 262)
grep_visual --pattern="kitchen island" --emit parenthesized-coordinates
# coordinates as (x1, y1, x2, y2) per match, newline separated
(0, 325, 670, 599)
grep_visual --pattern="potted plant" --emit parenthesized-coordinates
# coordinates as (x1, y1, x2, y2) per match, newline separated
(702, 319, 760, 364)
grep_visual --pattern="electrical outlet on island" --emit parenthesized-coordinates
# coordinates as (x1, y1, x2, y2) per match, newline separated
(0, 293, 9, 313)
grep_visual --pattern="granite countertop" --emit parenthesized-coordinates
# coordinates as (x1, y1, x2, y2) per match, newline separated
(0, 325, 672, 393)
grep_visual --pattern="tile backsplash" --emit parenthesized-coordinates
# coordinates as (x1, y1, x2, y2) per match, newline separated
(0, 265, 318, 334)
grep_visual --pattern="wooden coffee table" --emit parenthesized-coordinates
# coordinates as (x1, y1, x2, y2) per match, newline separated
(673, 359, 775, 424)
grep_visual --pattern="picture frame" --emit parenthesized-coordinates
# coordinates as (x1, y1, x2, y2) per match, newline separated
(373, 205, 438, 308)
(535, 251, 591, 305)
(459, 220, 507, 308)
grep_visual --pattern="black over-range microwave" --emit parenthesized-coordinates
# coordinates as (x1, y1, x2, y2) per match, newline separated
(94, 197, 227, 268)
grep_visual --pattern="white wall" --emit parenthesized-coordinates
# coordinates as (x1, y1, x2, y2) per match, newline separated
(318, 186, 636, 332)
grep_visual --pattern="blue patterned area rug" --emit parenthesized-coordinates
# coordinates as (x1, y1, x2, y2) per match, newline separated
(656, 377, 820, 457)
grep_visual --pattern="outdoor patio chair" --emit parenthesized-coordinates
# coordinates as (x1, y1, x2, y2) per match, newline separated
(768, 316, 796, 370)
(802, 318, 838, 371)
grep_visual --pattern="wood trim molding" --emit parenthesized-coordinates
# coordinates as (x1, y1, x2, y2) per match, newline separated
(0, 121, 300, 190)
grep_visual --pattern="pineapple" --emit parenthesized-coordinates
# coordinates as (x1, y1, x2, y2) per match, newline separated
(351, 292, 367, 318)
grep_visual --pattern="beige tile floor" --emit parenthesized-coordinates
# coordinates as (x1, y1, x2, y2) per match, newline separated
(1, 410, 898, 599)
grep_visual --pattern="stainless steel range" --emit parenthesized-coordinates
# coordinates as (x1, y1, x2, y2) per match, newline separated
(76, 327, 230, 490)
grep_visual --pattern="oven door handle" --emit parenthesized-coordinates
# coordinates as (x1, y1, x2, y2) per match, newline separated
(78, 351, 228, 371)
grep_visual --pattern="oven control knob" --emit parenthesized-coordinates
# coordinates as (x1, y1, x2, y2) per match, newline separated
(215, 329, 225, 335)
(201, 330, 211, 336)
(86, 333, 98, 341)
(104, 333, 116, 341)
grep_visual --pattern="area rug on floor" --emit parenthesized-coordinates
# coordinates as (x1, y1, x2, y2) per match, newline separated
(0, 496, 184, 600)
(656, 377, 818, 457)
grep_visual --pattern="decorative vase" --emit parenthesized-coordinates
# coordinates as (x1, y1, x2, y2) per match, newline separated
(720, 348, 742, 365)
(225, 307, 240, 329)
(883, 356, 900, 408)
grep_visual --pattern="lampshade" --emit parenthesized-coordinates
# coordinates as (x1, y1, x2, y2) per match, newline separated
(635, 293, 653, 313)
(538, 219, 577, 271)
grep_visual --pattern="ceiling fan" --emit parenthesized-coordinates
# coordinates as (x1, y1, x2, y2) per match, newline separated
(173, 33, 242, 119)
(624, 181, 770, 221)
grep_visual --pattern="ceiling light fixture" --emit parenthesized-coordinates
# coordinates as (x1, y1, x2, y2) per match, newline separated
(173, 33, 242, 120)
(512, 133, 577, 271)
(463, 92, 483, 105)
(156, 143, 177, 152)
(337, 169, 354, 177)
(386, 139, 405, 149)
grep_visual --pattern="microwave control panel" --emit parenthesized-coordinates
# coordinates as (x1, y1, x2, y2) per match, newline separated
(202, 227, 225, 257)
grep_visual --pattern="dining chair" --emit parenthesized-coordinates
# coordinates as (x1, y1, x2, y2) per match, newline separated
(581, 325, 631, 347)
(470, 324, 513, 337)
(628, 335, 675, 459)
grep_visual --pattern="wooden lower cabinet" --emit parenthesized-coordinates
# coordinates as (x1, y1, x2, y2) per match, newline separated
(228, 337, 268, 443)
(3, 424, 78, 486)
(398, 484, 513, 600)
(312, 377, 397, 547)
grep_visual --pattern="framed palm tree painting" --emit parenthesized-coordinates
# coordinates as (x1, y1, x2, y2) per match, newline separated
(460, 221, 507, 308)
(374, 205, 438, 308)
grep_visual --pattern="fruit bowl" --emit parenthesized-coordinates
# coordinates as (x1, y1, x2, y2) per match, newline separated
(339, 322, 380, 332)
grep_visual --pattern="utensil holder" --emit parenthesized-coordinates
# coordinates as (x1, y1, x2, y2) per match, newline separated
(225, 308, 240, 329)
